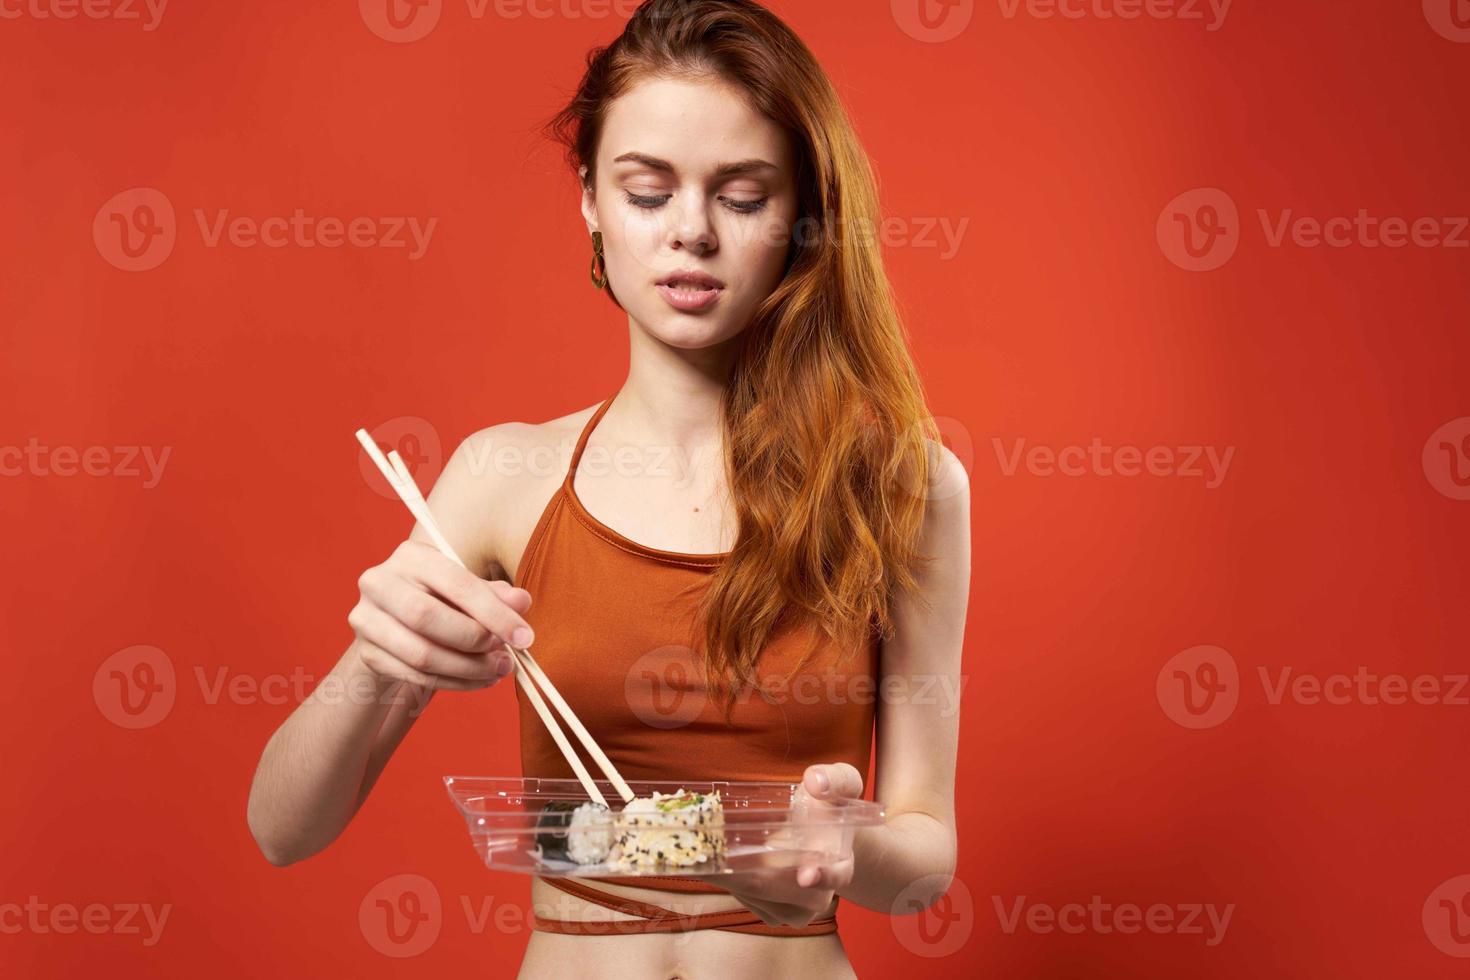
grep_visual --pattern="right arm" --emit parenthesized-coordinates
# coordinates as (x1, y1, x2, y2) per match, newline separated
(245, 430, 532, 866)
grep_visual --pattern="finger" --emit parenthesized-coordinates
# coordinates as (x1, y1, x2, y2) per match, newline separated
(398, 543, 536, 648)
(353, 602, 511, 682)
(718, 864, 839, 906)
(356, 638, 498, 693)
(733, 894, 828, 928)
(487, 579, 532, 613)
(802, 762, 863, 801)
(361, 568, 503, 655)
(798, 856, 854, 891)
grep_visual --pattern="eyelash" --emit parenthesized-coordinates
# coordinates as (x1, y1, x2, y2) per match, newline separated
(623, 191, 769, 214)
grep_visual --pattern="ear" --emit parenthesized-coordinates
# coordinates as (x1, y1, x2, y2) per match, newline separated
(578, 165, 598, 236)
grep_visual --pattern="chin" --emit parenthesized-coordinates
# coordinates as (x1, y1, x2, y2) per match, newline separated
(635, 301, 747, 350)
(645, 317, 737, 350)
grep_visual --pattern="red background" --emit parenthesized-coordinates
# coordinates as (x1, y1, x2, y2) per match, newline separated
(4, 1, 1469, 976)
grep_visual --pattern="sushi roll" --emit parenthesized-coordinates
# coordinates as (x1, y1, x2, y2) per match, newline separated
(534, 800, 614, 865)
(608, 788, 726, 872)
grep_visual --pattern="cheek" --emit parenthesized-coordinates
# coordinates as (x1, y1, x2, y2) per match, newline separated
(734, 214, 795, 283)
(604, 208, 665, 282)
(605, 205, 670, 277)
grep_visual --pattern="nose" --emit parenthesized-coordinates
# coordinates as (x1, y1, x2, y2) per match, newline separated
(667, 192, 716, 256)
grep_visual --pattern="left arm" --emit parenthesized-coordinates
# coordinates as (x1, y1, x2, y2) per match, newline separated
(711, 443, 972, 924)
(838, 439, 969, 911)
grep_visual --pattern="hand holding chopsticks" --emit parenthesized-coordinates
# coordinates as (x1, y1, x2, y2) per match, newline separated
(355, 429, 634, 807)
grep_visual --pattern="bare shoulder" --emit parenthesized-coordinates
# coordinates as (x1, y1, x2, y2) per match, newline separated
(433, 403, 602, 583)
(923, 438, 971, 515)
(906, 439, 971, 592)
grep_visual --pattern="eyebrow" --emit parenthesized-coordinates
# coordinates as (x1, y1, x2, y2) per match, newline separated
(610, 152, 778, 178)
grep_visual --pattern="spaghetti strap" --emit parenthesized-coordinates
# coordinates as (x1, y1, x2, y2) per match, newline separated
(564, 396, 616, 490)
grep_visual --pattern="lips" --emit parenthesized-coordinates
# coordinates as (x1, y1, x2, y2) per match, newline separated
(655, 271, 725, 312)
(657, 270, 726, 290)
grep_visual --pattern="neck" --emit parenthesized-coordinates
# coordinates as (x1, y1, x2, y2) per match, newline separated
(609, 317, 738, 450)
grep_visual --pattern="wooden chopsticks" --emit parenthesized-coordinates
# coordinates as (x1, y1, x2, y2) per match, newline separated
(355, 428, 635, 807)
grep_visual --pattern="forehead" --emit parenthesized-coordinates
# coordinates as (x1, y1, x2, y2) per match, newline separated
(598, 74, 793, 175)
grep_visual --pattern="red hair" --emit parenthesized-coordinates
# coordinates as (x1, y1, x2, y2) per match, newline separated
(546, 0, 940, 716)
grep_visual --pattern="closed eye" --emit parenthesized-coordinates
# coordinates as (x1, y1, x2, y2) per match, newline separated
(623, 191, 768, 215)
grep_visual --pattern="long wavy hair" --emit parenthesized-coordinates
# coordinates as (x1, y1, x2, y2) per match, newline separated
(545, 0, 941, 717)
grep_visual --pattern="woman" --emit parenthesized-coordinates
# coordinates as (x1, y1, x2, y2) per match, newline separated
(247, 1, 970, 976)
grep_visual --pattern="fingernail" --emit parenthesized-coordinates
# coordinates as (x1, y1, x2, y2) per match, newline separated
(813, 770, 830, 793)
(512, 626, 534, 647)
(495, 656, 514, 678)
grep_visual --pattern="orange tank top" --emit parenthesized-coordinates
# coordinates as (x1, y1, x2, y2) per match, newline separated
(512, 395, 879, 937)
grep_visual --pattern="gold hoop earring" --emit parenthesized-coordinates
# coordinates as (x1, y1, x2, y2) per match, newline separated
(589, 231, 607, 289)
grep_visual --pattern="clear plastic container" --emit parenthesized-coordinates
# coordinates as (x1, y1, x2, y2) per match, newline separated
(443, 776, 886, 878)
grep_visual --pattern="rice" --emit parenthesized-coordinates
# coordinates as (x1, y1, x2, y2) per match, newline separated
(608, 788, 726, 872)
(535, 800, 614, 865)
